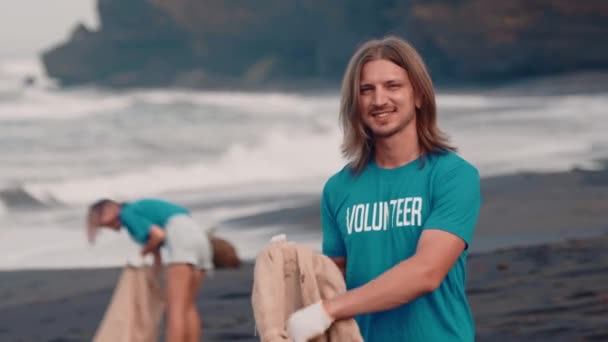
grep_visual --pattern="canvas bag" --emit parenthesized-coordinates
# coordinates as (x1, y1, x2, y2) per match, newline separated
(93, 265, 166, 342)
(252, 241, 363, 342)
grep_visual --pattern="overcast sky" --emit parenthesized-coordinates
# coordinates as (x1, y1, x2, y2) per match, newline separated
(0, 0, 98, 59)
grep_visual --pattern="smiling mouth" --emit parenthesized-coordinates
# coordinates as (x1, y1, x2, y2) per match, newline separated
(371, 109, 395, 118)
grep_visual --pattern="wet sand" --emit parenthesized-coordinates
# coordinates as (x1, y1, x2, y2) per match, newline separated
(1, 168, 607, 341)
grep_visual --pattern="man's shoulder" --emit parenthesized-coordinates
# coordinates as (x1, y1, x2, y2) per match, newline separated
(428, 151, 480, 188)
(324, 164, 357, 191)
(118, 202, 137, 222)
(130, 198, 172, 207)
(430, 151, 478, 174)
(121, 198, 159, 214)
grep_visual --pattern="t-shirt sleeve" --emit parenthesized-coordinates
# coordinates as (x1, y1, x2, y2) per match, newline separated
(119, 208, 154, 244)
(422, 161, 481, 248)
(321, 181, 346, 258)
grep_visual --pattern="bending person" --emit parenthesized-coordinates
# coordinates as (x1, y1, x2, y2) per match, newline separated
(87, 198, 213, 342)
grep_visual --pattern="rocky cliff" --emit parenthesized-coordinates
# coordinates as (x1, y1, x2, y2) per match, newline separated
(42, 0, 608, 88)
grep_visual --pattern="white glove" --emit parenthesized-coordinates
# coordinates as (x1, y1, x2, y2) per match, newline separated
(287, 301, 334, 342)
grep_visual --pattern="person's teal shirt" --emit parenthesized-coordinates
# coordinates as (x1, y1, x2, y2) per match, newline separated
(321, 151, 481, 342)
(119, 198, 190, 244)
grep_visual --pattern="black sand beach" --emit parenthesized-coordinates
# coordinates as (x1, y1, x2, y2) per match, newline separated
(1, 168, 607, 342)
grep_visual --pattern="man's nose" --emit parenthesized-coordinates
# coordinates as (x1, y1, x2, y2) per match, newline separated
(372, 88, 388, 106)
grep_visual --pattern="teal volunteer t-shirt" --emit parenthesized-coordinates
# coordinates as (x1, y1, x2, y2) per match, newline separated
(119, 198, 190, 244)
(322, 151, 481, 342)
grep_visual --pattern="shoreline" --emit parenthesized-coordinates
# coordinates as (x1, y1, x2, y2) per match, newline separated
(1, 167, 607, 341)
(219, 166, 608, 256)
(1, 234, 606, 341)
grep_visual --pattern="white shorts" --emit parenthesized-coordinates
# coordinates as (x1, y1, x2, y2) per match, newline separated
(164, 214, 214, 271)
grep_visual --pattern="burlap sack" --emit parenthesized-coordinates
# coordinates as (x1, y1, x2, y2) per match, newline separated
(93, 265, 166, 342)
(252, 242, 363, 342)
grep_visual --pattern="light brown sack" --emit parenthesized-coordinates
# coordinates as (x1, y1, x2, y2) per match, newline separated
(252, 241, 363, 342)
(209, 234, 241, 269)
(93, 265, 166, 342)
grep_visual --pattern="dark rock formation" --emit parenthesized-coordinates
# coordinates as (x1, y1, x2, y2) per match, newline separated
(41, 0, 608, 89)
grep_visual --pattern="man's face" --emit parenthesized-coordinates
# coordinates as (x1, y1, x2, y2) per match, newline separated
(98, 204, 121, 229)
(358, 59, 420, 139)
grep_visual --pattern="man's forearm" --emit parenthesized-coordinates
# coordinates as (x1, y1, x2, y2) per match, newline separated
(324, 255, 437, 320)
(141, 236, 163, 255)
(153, 249, 162, 262)
(152, 249, 163, 270)
(141, 226, 166, 256)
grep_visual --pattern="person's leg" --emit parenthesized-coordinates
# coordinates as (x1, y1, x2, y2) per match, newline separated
(166, 264, 194, 342)
(164, 214, 213, 341)
(186, 270, 206, 342)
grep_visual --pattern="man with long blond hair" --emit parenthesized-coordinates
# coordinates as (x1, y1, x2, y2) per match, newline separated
(287, 36, 481, 341)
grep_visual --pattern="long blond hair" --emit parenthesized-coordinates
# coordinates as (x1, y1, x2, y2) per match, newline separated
(339, 36, 455, 173)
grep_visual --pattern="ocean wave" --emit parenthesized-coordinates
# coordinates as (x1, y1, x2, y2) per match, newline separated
(0, 83, 339, 122)
(132, 89, 339, 117)
(0, 88, 132, 121)
(19, 129, 343, 205)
